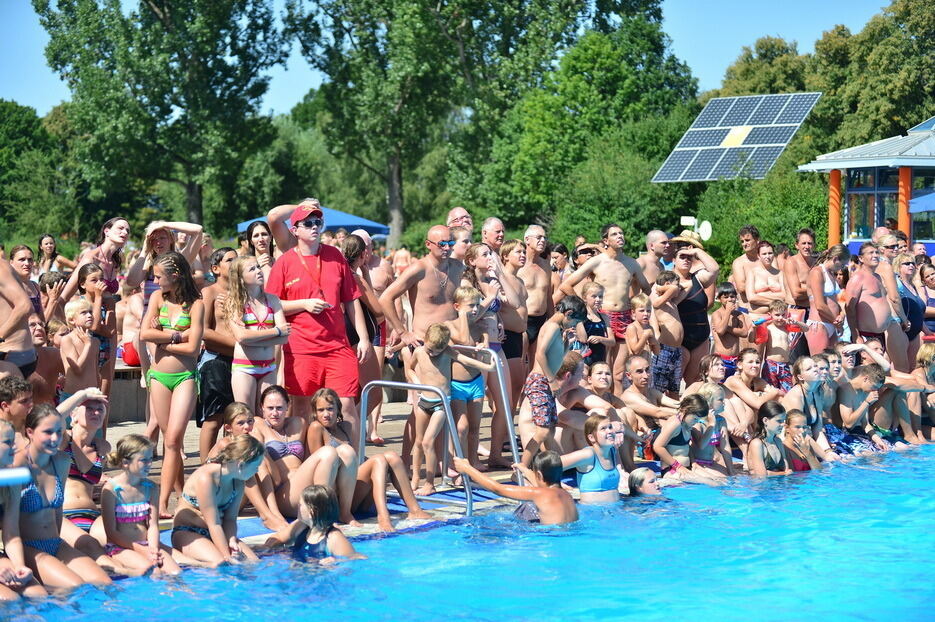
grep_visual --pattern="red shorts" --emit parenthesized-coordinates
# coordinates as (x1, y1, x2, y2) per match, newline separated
(603, 309, 634, 342)
(122, 341, 141, 366)
(283, 346, 359, 398)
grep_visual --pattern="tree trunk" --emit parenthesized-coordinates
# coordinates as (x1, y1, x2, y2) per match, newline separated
(185, 180, 203, 224)
(386, 148, 404, 248)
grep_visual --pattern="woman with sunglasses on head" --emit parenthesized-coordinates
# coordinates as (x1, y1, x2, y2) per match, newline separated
(894, 252, 929, 369)
(875, 235, 912, 372)
(671, 231, 719, 384)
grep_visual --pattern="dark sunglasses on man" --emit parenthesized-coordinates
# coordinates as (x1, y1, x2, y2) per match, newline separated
(297, 217, 324, 229)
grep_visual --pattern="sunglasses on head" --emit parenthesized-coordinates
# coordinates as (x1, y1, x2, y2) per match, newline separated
(297, 217, 324, 229)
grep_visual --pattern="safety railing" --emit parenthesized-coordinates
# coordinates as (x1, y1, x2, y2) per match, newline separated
(359, 380, 474, 516)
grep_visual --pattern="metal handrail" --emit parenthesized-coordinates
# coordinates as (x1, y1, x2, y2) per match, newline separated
(449, 344, 524, 485)
(358, 380, 473, 516)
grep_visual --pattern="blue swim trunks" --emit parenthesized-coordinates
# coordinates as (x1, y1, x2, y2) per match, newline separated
(451, 374, 485, 402)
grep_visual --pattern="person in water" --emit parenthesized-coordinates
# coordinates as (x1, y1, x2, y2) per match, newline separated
(263, 485, 364, 564)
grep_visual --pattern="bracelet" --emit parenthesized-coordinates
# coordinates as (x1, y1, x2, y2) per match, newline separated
(669, 460, 682, 472)
(275, 326, 282, 337)
(171, 331, 181, 344)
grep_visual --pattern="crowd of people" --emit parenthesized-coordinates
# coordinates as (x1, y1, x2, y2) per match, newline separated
(0, 199, 933, 598)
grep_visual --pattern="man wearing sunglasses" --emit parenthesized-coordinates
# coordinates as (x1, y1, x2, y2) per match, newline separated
(265, 200, 371, 436)
(559, 223, 651, 391)
(379, 224, 464, 349)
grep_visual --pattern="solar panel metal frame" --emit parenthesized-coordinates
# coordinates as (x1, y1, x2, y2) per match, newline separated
(652, 92, 821, 183)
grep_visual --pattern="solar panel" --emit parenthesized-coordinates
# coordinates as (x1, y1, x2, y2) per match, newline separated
(652, 91, 821, 183)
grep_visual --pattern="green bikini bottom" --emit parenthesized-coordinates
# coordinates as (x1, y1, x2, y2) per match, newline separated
(147, 369, 196, 392)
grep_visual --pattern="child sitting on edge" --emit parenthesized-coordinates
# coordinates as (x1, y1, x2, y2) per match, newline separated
(624, 294, 659, 377)
(650, 271, 685, 397)
(60, 299, 101, 402)
(264, 485, 365, 564)
(405, 323, 495, 495)
(444, 286, 490, 471)
(710, 282, 751, 379)
(763, 300, 807, 393)
(453, 452, 578, 525)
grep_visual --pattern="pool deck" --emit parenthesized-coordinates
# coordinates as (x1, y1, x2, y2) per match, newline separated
(108, 400, 521, 544)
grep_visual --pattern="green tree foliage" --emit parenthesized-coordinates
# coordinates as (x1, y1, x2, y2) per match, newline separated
(34, 0, 287, 224)
(711, 37, 808, 99)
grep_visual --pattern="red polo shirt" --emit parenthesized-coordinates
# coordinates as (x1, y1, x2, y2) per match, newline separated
(265, 245, 361, 355)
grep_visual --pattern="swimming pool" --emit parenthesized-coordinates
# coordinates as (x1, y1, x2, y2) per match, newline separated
(9, 447, 934, 621)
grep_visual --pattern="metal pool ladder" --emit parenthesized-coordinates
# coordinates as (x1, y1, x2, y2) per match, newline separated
(357, 345, 523, 518)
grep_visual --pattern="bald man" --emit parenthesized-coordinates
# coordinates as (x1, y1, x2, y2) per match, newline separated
(636, 230, 670, 287)
(380, 225, 464, 347)
(446, 207, 474, 232)
(481, 217, 505, 254)
(518, 225, 554, 354)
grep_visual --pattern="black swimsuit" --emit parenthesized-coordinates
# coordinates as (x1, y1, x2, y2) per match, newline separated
(678, 274, 710, 351)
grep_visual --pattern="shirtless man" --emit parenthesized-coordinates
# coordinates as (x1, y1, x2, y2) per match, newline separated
(730, 224, 762, 308)
(481, 217, 505, 255)
(846, 243, 897, 349)
(26, 313, 63, 405)
(875, 234, 912, 371)
(783, 228, 816, 358)
(0, 259, 36, 378)
(620, 354, 679, 434)
(560, 223, 650, 390)
(518, 225, 554, 357)
(636, 230, 670, 290)
(380, 225, 464, 347)
(446, 207, 474, 232)
(195, 247, 238, 461)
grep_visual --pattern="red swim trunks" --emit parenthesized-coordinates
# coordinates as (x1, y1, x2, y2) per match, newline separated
(603, 309, 634, 342)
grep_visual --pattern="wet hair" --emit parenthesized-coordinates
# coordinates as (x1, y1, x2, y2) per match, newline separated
(532, 450, 563, 485)
(107, 434, 154, 467)
(311, 387, 343, 423)
(791, 356, 815, 385)
(698, 354, 723, 382)
(340, 234, 366, 267)
(223, 402, 254, 428)
(855, 363, 886, 386)
(25, 403, 61, 433)
(815, 244, 850, 265)
(0, 376, 33, 405)
(260, 385, 290, 406)
(246, 220, 276, 257)
(738, 225, 760, 239)
(453, 285, 482, 305)
(627, 467, 655, 497)
(37, 271, 67, 294)
(209, 247, 236, 268)
(76, 262, 104, 294)
(583, 412, 610, 445)
(97, 217, 127, 268)
(424, 323, 451, 350)
(755, 401, 786, 439)
(155, 251, 200, 306)
(463, 243, 492, 288)
(768, 299, 788, 314)
(206, 434, 264, 466)
(715, 282, 737, 299)
(555, 295, 587, 320)
(301, 484, 339, 530)
(915, 342, 935, 369)
(655, 270, 677, 286)
(64, 298, 92, 323)
(499, 239, 523, 261)
(696, 382, 724, 407)
(630, 292, 650, 309)
(557, 351, 584, 379)
(678, 394, 708, 419)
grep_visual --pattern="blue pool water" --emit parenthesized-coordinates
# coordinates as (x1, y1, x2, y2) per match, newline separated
(8, 447, 934, 621)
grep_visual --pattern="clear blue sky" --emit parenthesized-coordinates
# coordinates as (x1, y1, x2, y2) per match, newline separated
(1, 1, 886, 118)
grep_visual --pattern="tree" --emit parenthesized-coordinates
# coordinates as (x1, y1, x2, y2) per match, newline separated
(34, 0, 287, 224)
(712, 36, 808, 99)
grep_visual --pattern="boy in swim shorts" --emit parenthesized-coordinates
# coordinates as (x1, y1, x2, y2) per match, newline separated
(711, 283, 750, 379)
(405, 323, 495, 495)
(649, 271, 684, 397)
(762, 300, 806, 393)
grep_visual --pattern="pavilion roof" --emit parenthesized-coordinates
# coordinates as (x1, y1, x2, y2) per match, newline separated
(798, 115, 935, 172)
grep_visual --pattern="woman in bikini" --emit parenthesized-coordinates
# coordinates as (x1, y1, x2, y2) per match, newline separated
(783, 410, 827, 472)
(746, 240, 787, 328)
(746, 401, 792, 477)
(894, 252, 929, 368)
(724, 348, 783, 454)
(671, 233, 719, 384)
(35, 234, 76, 277)
(805, 244, 849, 354)
(225, 255, 290, 413)
(306, 388, 430, 532)
(251, 385, 359, 525)
(16, 405, 112, 588)
(171, 434, 264, 567)
(8, 245, 43, 321)
(653, 395, 724, 484)
(693, 383, 736, 476)
(140, 251, 205, 517)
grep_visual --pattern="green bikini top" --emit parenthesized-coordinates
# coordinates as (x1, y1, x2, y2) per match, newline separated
(159, 301, 192, 331)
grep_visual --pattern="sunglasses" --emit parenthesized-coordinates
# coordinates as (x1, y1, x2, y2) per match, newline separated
(676, 254, 693, 261)
(428, 239, 456, 248)
(882, 244, 899, 250)
(297, 217, 324, 229)
(901, 261, 916, 266)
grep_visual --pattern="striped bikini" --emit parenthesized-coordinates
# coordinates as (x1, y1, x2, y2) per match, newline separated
(232, 300, 277, 377)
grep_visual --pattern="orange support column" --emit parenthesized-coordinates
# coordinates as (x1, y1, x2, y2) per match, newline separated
(898, 166, 911, 238)
(828, 169, 841, 245)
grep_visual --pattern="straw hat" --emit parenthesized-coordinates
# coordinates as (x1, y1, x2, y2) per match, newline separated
(669, 229, 704, 250)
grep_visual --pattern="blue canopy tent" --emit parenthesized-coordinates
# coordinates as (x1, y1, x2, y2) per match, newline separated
(909, 192, 935, 214)
(237, 206, 390, 236)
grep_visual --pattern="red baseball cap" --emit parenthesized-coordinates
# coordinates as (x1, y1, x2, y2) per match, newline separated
(290, 203, 323, 226)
